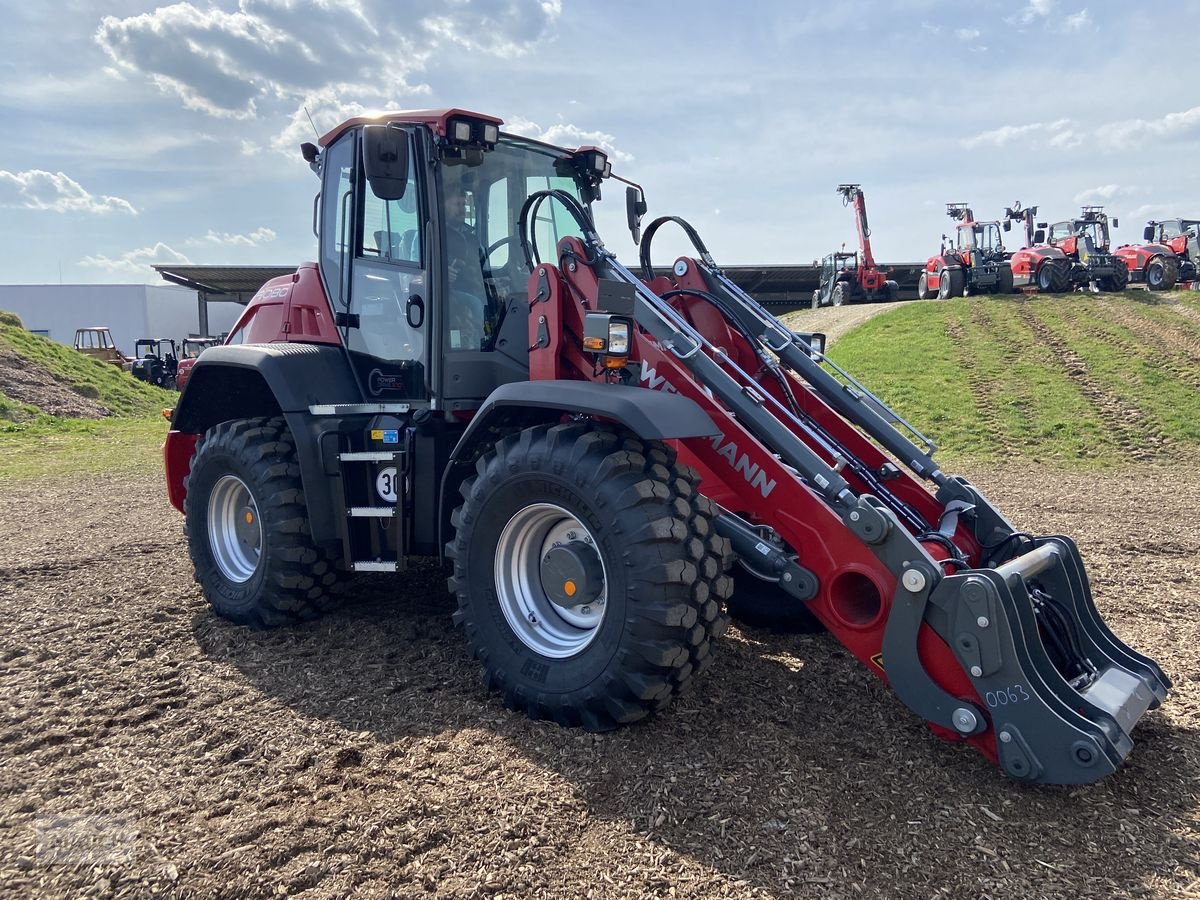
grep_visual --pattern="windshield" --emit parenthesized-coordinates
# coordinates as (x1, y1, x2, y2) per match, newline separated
(442, 135, 587, 278)
(1078, 221, 1106, 248)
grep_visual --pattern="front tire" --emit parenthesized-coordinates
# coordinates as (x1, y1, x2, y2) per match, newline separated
(917, 272, 932, 300)
(1146, 256, 1178, 291)
(1037, 260, 1070, 294)
(1098, 261, 1129, 292)
(185, 416, 347, 627)
(448, 423, 732, 731)
(831, 282, 851, 306)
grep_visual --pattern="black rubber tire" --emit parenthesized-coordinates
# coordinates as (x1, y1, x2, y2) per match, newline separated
(1037, 260, 1070, 294)
(831, 282, 851, 306)
(447, 423, 733, 731)
(1146, 256, 1178, 291)
(995, 266, 1015, 295)
(937, 267, 964, 300)
(185, 416, 348, 627)
(884, 279, 899, 302)
(917, 272, 932, 300)
(811, 289, 821, 309)
(1098, 261, 1129, 292)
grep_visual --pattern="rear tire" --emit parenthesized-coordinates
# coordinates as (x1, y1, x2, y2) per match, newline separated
(1146, 256, 1178, 291)
(917, 272, 932, 300)
(811, 289, 821, 309)
(1037, 260, 1070, 294)
(937, 268, 964, 300)
(185, 416, 348, 627)
(448, 423, 733, 731)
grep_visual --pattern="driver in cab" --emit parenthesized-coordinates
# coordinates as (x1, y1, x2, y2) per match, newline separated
(443, 188, 487, 351)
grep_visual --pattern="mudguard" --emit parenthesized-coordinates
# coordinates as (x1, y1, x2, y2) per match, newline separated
(169, 343, 363, 545)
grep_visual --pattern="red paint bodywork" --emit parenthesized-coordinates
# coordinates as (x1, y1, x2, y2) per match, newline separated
(319, 108, 504, 148)
(163, 431, 199, 513)
(1112, 241, 1174, 276)
(530, 237, 996, 763)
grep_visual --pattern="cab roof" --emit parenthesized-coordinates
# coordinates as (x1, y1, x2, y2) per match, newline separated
(318, 108, 504, 148)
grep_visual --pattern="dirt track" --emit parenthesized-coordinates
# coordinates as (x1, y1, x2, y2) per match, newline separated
(1, 465, 1198, 899)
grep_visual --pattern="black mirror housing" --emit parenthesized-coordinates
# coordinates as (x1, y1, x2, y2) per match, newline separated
(1143, 225, 1155, 241)
(362, 125, 409, 201)
(626, 186, 648, 244)
(1003, 220, 1011, 232)
(1033, 229, 1046, 244)
(1112, 217, 1119, 229)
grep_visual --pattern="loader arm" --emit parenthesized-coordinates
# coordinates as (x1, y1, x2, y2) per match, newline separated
(522, 192, 1170, 784)
(838, 184, 878, 270)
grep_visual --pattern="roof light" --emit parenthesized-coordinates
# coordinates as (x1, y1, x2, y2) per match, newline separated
(483, 123, 499, 144)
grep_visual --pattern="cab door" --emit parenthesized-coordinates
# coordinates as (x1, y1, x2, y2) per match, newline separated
(319, 128, 431, 403)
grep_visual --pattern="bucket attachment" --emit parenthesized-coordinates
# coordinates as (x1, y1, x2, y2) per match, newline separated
(884, 535, 1169, 784)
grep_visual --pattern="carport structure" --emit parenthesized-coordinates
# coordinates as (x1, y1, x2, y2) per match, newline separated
(154, 265, 294, 336)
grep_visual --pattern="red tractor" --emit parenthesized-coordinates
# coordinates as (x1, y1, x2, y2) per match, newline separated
(1044, 207, 1129, 292)
(1142, 219, 1199, 285)
(917, 204, 1014, 299)
(163, 108, 1168, 784)
(810, 184, 897, 307)
(1001, 202, 1073, 294)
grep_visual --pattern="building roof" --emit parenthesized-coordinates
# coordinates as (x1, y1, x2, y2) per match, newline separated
(153, 265, 296, 300)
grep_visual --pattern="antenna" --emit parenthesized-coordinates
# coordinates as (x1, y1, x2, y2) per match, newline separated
(303, 106, 321, 141)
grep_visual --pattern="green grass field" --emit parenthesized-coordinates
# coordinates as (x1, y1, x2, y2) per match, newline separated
(0, 313, 174, 480)
(829, 292, 1200, 467)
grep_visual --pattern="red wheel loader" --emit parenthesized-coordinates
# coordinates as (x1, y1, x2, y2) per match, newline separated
(810, 184, 897, 307)
(917, 204, 1015, 299)
(163, 108, 1168, 784)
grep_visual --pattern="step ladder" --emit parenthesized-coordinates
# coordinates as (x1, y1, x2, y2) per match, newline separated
(335, 436, 411, 573)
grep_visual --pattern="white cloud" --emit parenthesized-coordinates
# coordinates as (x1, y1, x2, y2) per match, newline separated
(79, 242, 192, 278)
(955, 27, 981, 40)
(1015, 0, 1054, 23)
(1097, 104, 1200, 150)
(961, 118, 1074, 149)
(0, 169, 137, 215)
(504, 117, 634, 163)
(198, 226, 276, 247)
(1074, 184, 1136, 204)
(1063, 9, 1092, 31)
(95, 1, 558, 120)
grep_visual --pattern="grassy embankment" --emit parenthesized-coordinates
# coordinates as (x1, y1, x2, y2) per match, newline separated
(828, 291, 1200, 467)
(0, 312, 175, 480)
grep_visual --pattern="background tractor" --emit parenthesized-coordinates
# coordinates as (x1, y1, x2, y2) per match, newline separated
(1001, 202, 1074, 294)
(175, 336, 221, 392)
(73, 326, 127, 367)
(1142, 218, 1199, 284)
(917, 204, 1014, 299)
(129, 338, 179, 389)
(811, 184, 897, 307)
(1045, 207, 1129, 291)
(162, 108, 1168, 785)
(1100, 211, 1179, 290)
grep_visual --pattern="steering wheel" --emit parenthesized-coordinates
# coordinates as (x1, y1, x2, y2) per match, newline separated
(485, 235, 521, 268)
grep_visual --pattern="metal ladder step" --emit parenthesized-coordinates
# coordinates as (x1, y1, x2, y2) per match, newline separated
(339, 451, 399, 462)
(348, 507, 396, 518)
(353, 560, 398, 573)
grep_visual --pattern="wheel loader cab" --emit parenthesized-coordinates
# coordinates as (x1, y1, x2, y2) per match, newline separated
(317, 122, 589, 412)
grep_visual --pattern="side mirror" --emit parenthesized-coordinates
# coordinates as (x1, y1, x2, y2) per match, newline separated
(1003, 220, 1011, 232)
(362, 125, 409, 201)
(1143, 225, 1155, 241)
(626, 186, 648, 245)
(1033, 229, 1046, 244)
(1111, 217, 1118, 229)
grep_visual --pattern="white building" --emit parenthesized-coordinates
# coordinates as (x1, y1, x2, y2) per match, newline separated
(0, 283, 245, 355)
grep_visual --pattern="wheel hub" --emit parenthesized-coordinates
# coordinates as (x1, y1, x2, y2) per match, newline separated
(541, 543, 604, 608)
(207, 474, 263, 584)
(494, 503, 608, 658)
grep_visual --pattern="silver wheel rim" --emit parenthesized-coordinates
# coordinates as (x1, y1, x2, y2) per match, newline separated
(494, 503, 607, 659)
(207, 474, 262, 583)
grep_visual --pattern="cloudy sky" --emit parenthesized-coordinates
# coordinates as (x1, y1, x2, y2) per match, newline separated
(2, 0, 1199, 283)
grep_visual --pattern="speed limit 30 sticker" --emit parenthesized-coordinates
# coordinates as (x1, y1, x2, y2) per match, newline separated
(376, 467, 399, 503)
